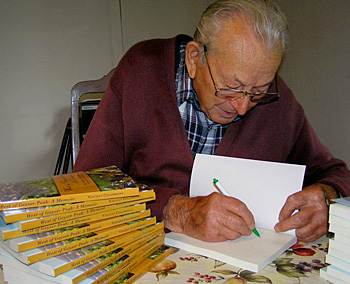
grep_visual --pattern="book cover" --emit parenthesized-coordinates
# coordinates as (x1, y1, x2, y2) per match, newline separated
(84, 234, 164, 284)
(114, 245, 172, 284)
(1, 216, 156, 264)
(0, 187, 155, 224)
(8, 208, 151, 252)
(1, 203, 147, 241)
(102, 236, 164, 284)
(0, 166, 139, 210)
(19, 201, 149, 231)
(38, 222, 164, 277)
(165, 229, 296, 273)
(60, 232, 164, 284)
(0, 244, 172, 284)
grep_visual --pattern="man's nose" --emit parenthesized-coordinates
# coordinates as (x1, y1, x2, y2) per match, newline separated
(230, 96, 250, 116)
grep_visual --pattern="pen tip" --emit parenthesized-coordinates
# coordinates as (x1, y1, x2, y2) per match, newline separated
(252, 228, 260, 237)
(213, 178, 218, 184)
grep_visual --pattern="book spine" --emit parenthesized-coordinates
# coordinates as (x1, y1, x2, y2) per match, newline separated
(19, 202, 146, 231)
(16, 209, 151, 252)
(120, 246, 172, 284)
(26, 217, 156, 264)
(19, 206, 112, 230)
(4, 190, 155, 224)
(1, 228, 24, 240)
(0, 187, 139, 210)
(101, 235, 164, 284)
(70, 232, 164, 284)
(2, 204, 146, 240)
(52, 223, 164, 276)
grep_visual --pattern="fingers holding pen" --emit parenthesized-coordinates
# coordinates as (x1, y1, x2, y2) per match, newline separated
(222, 194, 256, 235)
(213, 179, 256, 235)
(182, 192, 255, 242)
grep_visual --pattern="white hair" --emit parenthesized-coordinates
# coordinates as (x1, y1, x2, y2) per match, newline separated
(194, 0, 289, 55)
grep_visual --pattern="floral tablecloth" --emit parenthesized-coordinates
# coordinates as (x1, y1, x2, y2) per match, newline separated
(137, 235, 330, 283)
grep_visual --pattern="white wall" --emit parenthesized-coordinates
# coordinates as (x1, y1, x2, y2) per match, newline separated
(0, 0, 212, 183)
(0, 0, 121, 182)
(120, 0, 213, 52)
(0, 0, 348, 183)
(276, 0, 350, 166)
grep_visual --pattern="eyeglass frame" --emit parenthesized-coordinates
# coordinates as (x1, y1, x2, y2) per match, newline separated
(203, 45, 280, 104)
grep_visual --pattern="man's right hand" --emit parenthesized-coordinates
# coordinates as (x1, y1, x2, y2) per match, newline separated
(162, 192, 256, 242)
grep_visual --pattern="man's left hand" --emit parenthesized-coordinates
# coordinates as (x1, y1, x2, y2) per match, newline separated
(274, 184, 337, 242)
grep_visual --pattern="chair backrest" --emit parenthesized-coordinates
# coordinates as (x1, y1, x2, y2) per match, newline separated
(71, 68, 115, 164)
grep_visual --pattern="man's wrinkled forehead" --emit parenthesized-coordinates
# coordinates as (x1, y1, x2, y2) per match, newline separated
(209, 15, 282, 58)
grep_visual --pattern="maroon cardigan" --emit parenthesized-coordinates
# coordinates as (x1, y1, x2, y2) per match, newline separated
(74, 35, 350, 221)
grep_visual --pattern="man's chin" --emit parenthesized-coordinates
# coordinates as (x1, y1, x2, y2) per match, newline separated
(210, 114, 236, 125)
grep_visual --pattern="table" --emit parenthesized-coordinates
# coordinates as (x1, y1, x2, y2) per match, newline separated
(0, 236, 330, 284)
(138, 235, 330, 283)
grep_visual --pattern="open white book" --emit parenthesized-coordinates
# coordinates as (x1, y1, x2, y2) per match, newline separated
(165, 154, 305, 272)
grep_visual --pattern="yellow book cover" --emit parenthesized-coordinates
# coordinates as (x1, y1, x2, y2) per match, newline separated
(1, 203, 146, 240)
(114, 245, 172, 284)
(64, 233, 164, 284)
(39, 222, 164, 277)
(1, 217, 156, 265)
(94, 233, 165, 284)
(10, 209, 151, 252)
(102, 235, 165, 284)
(1, 187, 155, 224)
(19, 201, 147, 231)
(0, 166, 139, 210)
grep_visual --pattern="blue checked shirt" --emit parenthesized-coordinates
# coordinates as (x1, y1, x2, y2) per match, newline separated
(175, 43, 233, 157)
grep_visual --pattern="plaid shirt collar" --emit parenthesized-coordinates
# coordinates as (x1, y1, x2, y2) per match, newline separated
(175, 42, 232, 156)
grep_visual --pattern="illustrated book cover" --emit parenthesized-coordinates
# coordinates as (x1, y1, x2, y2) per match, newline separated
(0, 216, 156, 265)
(0, 166, 139, 210)
(0, 187, 155, 224)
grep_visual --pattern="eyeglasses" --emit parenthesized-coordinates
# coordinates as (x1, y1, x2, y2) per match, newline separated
(203, 46, 280, 104)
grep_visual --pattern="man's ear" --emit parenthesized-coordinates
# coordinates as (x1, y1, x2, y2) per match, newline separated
(185, 41, 202, 79)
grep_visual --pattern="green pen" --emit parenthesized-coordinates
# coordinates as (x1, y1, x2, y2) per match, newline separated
(213, 178, 261, 238)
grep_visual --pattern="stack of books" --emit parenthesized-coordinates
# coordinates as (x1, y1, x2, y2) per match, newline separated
(0, 166, 171, 283)
(320, 197, 350, 284)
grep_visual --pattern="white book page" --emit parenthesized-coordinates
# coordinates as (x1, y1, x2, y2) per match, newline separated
(165, 230, 296, 273)
(190, 154, 306, 235)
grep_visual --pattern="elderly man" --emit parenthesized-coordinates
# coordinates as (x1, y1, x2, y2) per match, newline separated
(74, 0, 350, 243)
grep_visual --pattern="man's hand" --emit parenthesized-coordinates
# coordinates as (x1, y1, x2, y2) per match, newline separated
(274, 184, 337, 242)
(163, 192, 255, 242)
